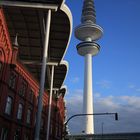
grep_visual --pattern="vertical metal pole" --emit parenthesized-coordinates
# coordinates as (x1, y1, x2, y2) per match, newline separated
(34, 9, 51, 140)
(46, 65, 55, 140)
(102, 122, 104, 135)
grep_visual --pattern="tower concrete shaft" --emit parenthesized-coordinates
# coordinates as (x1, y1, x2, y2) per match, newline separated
(83, 53, 94, 133)
(75, 0, 103, 134)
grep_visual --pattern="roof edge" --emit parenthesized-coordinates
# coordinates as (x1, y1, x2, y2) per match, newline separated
(60, 85, 67, 97)
(59, 3, 73, 63)
(59, 60, 69, 88)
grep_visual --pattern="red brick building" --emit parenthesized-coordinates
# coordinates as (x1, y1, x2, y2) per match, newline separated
(0, 0, 72, 140)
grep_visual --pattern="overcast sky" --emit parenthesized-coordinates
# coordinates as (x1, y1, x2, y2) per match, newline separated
(64, 0, 140, 134)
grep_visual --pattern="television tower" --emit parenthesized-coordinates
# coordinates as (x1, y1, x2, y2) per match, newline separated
(75, 0, 103, 134)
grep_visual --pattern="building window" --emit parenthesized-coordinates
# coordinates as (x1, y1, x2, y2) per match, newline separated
(41, 118, 44, 129)
(59, 125, 62, 137)
(0, 61, 2, 73)
(55, 126, 58, 137)
(14, 129, 20, 140)
(34, 115, 36, 126)
(50, 124, 53, 135)
(8, 72, 16, 89)
(0, 128, 8, 140)
(26, 109, 31, 124)
(18, 80, 27, 96)
(5, 96, 13, 115)
(17, 103, 23, 120)
(29, 90, 34, 103)
(24, 134, 29, 140)
(36, 96, 39, 106)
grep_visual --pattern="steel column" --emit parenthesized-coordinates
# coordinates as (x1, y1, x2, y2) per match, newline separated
(46, 65, 55, 140)
(34, 9, 51, 140)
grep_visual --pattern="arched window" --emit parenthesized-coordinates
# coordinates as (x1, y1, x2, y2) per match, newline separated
(18, 80, 27, 96)
(0, 128, 8, 140)
(26, 109, 31, 124)
(17, 103, 23, 120)
(13, 129, 20, 140)
(41, 118, 44, 129)
(8, 72, 17, 89)
(5, 96, 13, 115)
(0, 61, 3, 77)
(24, 134, 29, 140)
(0, 61, 2, 72)
(29, 90, 34, 103)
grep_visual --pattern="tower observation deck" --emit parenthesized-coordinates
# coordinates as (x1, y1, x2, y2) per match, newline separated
(75, 0, 103, 134)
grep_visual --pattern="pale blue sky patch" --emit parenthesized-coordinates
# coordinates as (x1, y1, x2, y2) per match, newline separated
(94, 92, 101, 98)
(96, 80, 112, 89)
(128, 84, 136, 89)
(136, 88, 140, 92)
(71, 77, 80, 83)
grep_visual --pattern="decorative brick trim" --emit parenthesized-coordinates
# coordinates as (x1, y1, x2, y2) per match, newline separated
(0, 8, 12, 63)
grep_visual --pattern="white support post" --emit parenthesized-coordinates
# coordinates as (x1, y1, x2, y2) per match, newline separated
(34, 9, 51, 140)
(46, 65, 55, 140)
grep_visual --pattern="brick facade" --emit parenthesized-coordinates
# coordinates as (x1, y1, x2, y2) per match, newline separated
(0, 8, 65, 140)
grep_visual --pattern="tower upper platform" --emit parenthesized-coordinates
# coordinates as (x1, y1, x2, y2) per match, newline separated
(75, 0, 103, 42)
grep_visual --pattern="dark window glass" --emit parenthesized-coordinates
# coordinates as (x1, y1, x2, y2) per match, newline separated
(19, 80, 27, 96)
(24, 134, 29, 140)
(0, 128, 8, 140)
(55, 126, 58, 137)
(41, 118, 44, 129)
(14, 129, 20, 140)
(26, 109, 31, 124)
(36, 96, 39, 106)
(5, 96, 13, 115)
(50, 124, 53, 135)
(8, 72, 16, 89)
(29, 90, 34, 103)
(17, 103, 23, 120)
(0, 61, 2, 73)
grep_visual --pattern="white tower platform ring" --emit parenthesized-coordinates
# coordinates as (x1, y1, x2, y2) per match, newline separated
(76, 42, 100, 56)
(75, 23, 103, 41)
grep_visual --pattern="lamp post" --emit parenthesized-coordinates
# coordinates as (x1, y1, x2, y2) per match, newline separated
(101, 122, 104, 135)
(63, 112, 118, 138)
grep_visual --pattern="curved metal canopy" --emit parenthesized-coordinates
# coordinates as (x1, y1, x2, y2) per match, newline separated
(59, 86, 67, 97)
(1, 0, 72, 90)
(47, 61, 68, 89)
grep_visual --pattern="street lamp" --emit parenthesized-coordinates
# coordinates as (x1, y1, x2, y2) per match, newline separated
(101, 122, 104, 135)
(63, 112, 118, 138)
